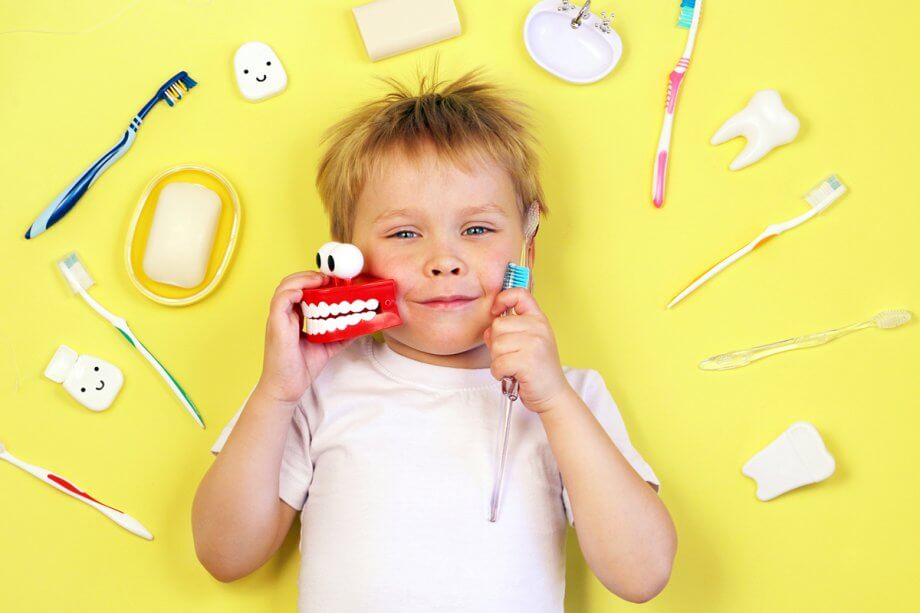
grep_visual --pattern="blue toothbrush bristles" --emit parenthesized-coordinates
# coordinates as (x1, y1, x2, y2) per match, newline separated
(502, 263, 530, 291)
(678, 0, 697, 28)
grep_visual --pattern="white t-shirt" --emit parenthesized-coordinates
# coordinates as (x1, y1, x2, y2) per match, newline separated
(211, 336, 659, 613)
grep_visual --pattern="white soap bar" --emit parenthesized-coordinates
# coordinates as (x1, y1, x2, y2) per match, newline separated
(143, 182, 221, 289)
(742, 422, 835, 501)
(352, 0, 461, 61)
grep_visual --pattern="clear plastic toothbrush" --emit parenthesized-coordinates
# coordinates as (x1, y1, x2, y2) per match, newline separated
(489, 203, 540, 522)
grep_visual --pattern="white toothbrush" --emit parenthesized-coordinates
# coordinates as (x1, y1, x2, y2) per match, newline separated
(668, 175, 848, 308)
(0, 440, 152, 540)
(57, 252, 204, 428)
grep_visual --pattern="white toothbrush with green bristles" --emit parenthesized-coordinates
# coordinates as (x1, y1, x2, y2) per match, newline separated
(57, 252, 204, 428)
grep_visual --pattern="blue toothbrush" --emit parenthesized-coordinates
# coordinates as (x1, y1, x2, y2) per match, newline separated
(25, 71, 198, 239)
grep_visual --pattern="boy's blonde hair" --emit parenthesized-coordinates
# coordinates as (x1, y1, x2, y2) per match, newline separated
(316, 66, 547, 243)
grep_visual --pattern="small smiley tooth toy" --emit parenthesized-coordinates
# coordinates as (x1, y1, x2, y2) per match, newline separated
(44, 345, 124, 412)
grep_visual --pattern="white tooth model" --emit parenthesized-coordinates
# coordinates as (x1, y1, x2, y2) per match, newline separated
(712, 90, 800, 171)
(234, 41, 288, 102)
(742, 422, 835, 501)
(44, 345, 124, 411)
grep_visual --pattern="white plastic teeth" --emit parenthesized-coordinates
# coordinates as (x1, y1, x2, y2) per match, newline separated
(301, 298, 380, 335)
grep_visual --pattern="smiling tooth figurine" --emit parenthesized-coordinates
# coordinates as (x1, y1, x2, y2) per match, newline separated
(44, 345, 124, 411)
(233, 42, 288, 102)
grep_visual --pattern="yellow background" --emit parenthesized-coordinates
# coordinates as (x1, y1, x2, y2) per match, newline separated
(1, 1, 917, 611)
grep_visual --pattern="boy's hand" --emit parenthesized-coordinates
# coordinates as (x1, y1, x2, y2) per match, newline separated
(257, 271, 355, 405)
(484, 288, 571, 414)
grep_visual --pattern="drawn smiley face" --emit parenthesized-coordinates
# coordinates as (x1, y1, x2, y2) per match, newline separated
(62, 356, 124, 412)
(233, 41, 288, 102)
(45, 345, 124, 412)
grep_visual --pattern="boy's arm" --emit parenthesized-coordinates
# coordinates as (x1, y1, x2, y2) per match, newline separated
(192, 384, 301, 582)
(539, 386, 677, 604)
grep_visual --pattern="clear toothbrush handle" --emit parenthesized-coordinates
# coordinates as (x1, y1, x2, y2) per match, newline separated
(489, 391, 516, 522)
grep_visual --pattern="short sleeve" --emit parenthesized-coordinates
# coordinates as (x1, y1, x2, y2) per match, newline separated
(209, 386, 315, 511)
(562, 369, 660, 526)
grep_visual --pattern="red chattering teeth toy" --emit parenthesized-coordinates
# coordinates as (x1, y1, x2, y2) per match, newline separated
(301, 242, 402, 343)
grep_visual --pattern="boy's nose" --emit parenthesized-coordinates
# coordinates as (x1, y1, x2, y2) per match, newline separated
(427, 256, 464, 277)
(430, 265, 461, 276)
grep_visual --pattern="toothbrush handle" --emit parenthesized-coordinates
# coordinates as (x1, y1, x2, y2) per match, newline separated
(652, 60, 689, 208)
(489, 393, 515, 522)
(701, 324, 866, 370)
(25, 121, 140, 239)
(2, 455, 152, 539)
(117, 322, 205, 428)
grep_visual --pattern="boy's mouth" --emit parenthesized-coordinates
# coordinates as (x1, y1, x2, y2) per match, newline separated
(301, 274, 401, 341)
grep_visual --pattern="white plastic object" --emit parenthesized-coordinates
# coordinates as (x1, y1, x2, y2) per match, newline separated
(44, 345, 124, 412)
(352, 0, 461, 61)
(142, 182, 221, 289)
(0, 442, 152, 540)
(233, 41, 288, 101)
(712, 90, 800, 171)
(523, 0, 622, 84)
(316, 242, 364, 280)
(742, 422, 835, 501)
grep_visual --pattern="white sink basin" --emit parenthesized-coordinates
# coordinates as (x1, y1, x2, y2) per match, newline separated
(523, 0, 622, 84)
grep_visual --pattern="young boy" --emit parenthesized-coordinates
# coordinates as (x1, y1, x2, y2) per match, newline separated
(192, 68, 677, 611)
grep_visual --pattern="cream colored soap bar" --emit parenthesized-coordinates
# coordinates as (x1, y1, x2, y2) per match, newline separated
(352, 0, 461, 61)
(142, 182, 221, 289)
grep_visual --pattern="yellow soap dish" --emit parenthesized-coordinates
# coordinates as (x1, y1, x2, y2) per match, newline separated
(125, 164, 241, 307)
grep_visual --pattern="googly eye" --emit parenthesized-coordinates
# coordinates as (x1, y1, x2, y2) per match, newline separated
(316, 242, 341, 275)
(328, 243, 364, 280)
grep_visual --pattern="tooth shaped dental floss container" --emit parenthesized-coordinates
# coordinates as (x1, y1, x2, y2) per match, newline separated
(45, 345, 124, 411)
(302, 243, 402, 343)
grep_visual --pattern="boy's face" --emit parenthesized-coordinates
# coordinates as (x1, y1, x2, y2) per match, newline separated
(351, 143, 527, 361)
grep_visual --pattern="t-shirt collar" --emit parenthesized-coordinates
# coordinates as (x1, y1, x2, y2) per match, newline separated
(367, 337, 498, 391)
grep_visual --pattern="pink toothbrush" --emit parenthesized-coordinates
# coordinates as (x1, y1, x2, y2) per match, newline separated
(652, 0, 703, 208)
(0, 440, 153, 540)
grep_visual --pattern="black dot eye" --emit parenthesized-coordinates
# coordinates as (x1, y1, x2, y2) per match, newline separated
(94, 366, 100, 372)
(80, 388, 86, 393)
(266, 61, 272, 66)
(315, 252, 321, 269)
(244, 69, 249, 74)
(328, 255, 335, 272)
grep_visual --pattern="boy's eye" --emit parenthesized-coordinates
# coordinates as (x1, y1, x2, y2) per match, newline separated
(463, 226, 492, 236)
(389, 230, 418, 239)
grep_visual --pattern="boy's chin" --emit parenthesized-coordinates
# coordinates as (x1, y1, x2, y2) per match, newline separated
(386, 327, 486, 357)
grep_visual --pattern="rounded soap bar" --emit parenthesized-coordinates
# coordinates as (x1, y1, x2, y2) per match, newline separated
(142, 182, 222, 289)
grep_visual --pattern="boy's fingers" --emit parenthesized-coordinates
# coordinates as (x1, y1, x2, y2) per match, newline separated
(270, 288, 307, 314)
(490, 315, 533, 336)
(490, 288, 541, 317)
(276, 271, 329, 293)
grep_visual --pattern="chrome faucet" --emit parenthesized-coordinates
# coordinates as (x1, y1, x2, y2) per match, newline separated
(571, 0, 591, 29)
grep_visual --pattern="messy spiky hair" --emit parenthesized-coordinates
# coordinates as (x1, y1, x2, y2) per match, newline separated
(315, 65, 547, 242)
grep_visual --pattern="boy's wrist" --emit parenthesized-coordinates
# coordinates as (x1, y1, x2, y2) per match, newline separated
(253, 379, 303, 411)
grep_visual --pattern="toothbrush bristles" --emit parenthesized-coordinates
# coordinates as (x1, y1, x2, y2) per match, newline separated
(804, 175, 847, 209)
(58, 252, 95, 292)
(874, 310, 912, 329)
(502, 263, 530, 291)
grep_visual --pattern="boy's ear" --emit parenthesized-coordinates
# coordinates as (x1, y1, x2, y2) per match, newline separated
(526, 238, 536, 270)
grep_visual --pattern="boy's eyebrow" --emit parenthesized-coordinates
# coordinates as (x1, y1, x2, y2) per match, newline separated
(373, 203, 509, 224)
